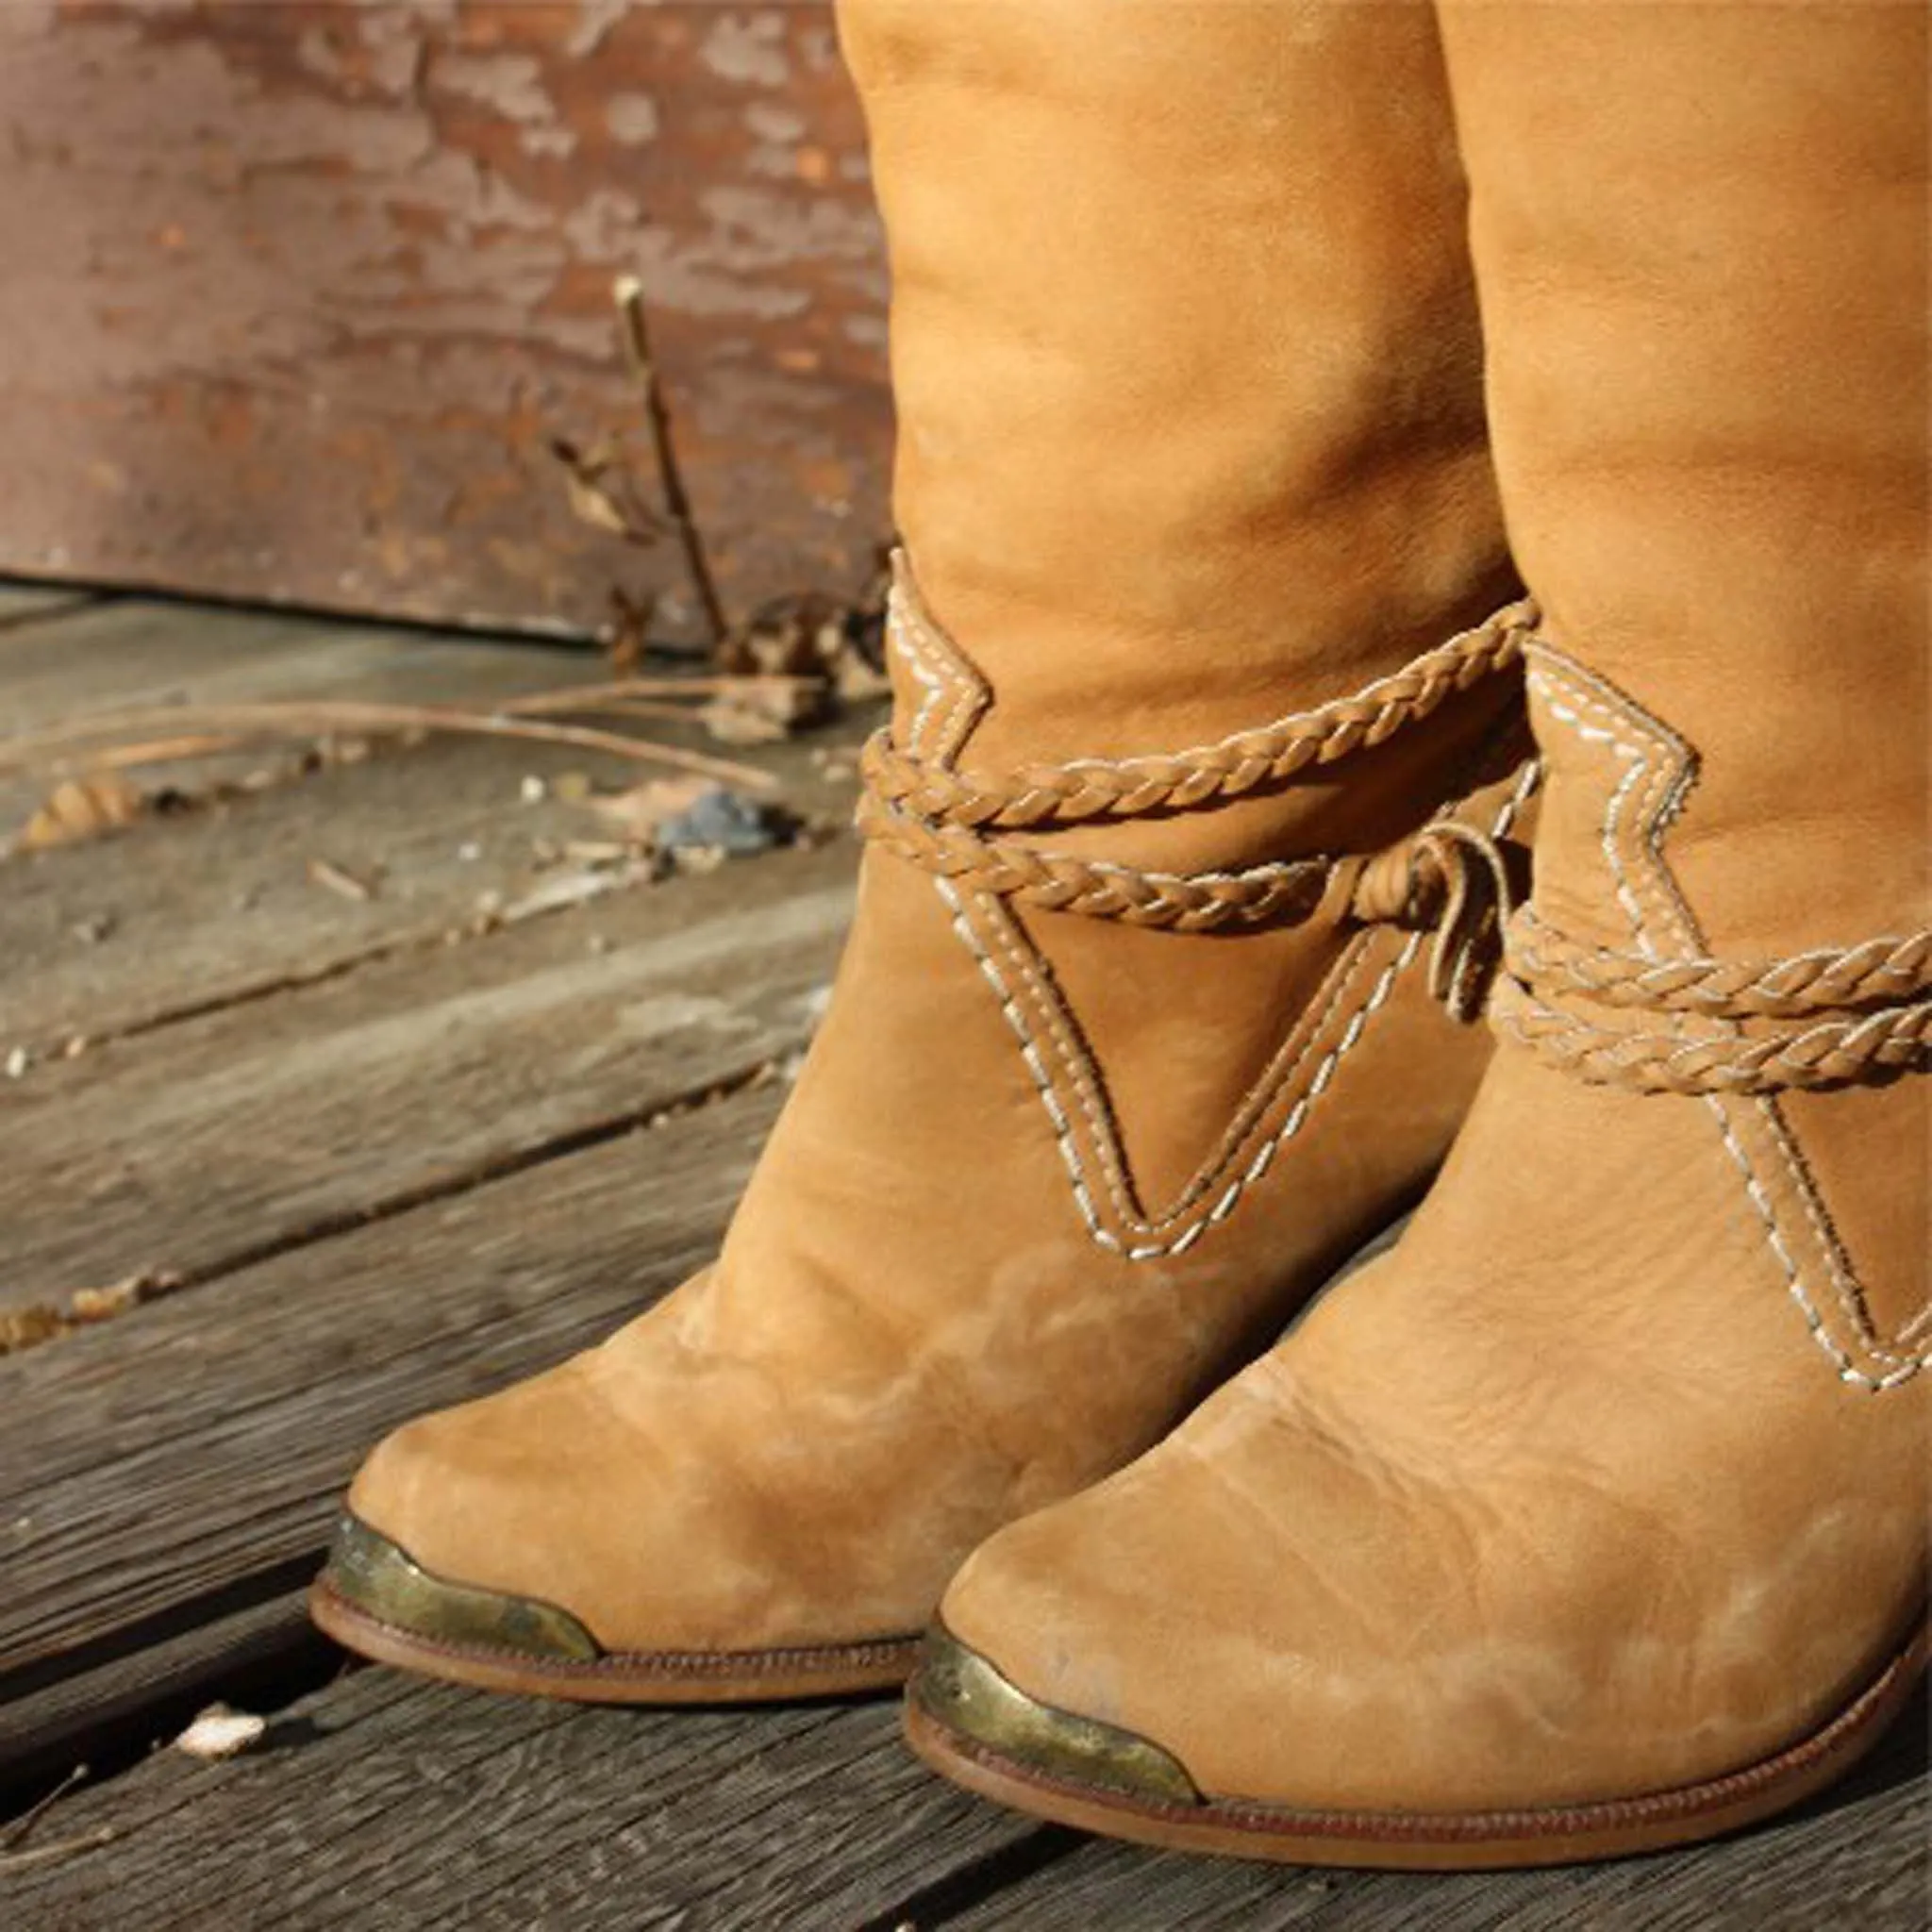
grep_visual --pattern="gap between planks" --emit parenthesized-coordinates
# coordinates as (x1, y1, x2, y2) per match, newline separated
(0, 585, 99, 634)
(0, 1080, 1073, 1928)
(0, 838, 857, 1316)
(0, 1664, 1062, 1931)
(0, 1085, 787, 1691)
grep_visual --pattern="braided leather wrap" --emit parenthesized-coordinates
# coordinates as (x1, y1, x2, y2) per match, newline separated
(855, 795, 1330, 933)
(1508, 910, 1931, 1020)
(1492, 913, 1932, 1095)
(855, 602, 1536, 940)
(861, 605, 1533, 833)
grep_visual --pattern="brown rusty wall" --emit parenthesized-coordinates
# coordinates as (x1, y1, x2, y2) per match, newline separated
(0, 0, 893, 638)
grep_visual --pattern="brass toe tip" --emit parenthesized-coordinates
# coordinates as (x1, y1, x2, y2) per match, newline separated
(912, 1624, 1202, 1807)
(321, 1512, 603, 1664)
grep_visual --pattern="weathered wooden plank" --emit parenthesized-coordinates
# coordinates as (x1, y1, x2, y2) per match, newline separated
(0, 586, 92, 630)
(0, 1084, 782, 1684)
(2, 702, 869, 1058)
(0, 1667, 1047, 1931)
(0, 1592, 334, 1814)
(0, 2, 891, 636)
(0, 599, 569, 730)
(953, 1704, 1930, 1932)
(0, 597, 604, 769)
(0, 830, 853, 1313)
(5, 733, 625, 1054)
(0, 596, 605, 832)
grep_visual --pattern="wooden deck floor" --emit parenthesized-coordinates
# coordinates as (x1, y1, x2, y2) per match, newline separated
(0, 587, 1924, 1929)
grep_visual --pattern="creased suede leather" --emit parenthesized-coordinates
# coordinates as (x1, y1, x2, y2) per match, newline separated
(341, 0, 1527, 1659)
(940, 0, 1929, 1815)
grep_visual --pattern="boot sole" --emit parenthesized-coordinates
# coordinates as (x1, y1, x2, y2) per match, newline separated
(309, 1577, 919, 1704)
(903, 1618, 1928, 1870)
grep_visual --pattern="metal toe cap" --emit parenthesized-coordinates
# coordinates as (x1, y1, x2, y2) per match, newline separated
(321, 1512, 604, 1664)
(913, 1623, 1202, 1807)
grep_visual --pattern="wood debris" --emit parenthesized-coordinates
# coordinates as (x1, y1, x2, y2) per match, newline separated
(0, 1828, 117, 1875)
(174, 1704, 268, 1761)
(307, 857, 378, 903)
(0, 1271, 184, 1357)
(588, 777, 784, 858)
(698, 675, 828, 746)
(19, 773, 144, 851)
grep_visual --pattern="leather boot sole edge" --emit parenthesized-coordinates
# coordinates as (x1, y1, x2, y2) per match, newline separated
(308, 1578, 919, 1706)
(902, 1618, 1929, 1870)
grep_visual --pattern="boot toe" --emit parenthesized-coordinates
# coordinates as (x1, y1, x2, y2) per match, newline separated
(317, 1508, 604, 1665)
(914, 1491, 1216, 1809)
(319, 1355, 645, 1661)
(318, 1370, 616, 1665)
(912, 1619, 1202, 1807)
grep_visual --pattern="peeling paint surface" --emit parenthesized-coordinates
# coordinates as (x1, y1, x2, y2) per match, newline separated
(0, 0, 891, 635)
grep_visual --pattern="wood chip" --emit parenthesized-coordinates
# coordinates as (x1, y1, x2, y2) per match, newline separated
(174, 1705, 268, 1761)
(0, 1306, 64, 1356)
(498, 869, 633, 924)
(697, 675, 826, 746)
(307, 858, 377, 903)
(18, 774, 145, 851)
(71, 1271, 176, 1324)
(588, 774, 713, 840)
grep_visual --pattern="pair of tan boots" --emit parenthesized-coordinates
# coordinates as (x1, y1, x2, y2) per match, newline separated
(311, 1, 1928, 1870)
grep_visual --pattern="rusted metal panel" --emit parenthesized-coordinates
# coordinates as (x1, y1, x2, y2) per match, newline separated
(0, 1, 892, 638)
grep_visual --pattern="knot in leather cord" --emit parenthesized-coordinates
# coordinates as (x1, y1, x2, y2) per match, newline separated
(1346, 821, 1522, 1024)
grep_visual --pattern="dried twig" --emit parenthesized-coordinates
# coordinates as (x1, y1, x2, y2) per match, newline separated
(0, 1827, 116, 1874)
(614, 274, 730, 649)
(2, 1764, 87, 1853)
(0, 1764, 113, 1874)
(0, 701, 777, 792)
(58, 732, 246, 773)
(308, 858, 377, 904)
(499, 674, 818, 715)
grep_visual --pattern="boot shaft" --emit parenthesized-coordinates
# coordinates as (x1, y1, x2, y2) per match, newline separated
(1440, 1, 1929, 958)
(1440, 2, 1928, 1379)
(840, 0, 1517, 767)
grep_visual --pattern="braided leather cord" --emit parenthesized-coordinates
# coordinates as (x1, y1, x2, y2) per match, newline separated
(854, 603, 1535, 941)
(861, 605, 1534, 832)
(1491, 912, 1932, 1095)
(855, 795, 1331, 933)
(1508, 909, 1931, 1019)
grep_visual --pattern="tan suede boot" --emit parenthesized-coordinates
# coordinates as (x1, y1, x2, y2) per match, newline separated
(909, 0, 1929, 1865)
(310, 0, 1534, 1702)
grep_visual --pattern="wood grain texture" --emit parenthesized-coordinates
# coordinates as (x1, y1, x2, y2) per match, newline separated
(0, 598, 585, 742)
(0, 594, 610, 832)
(4, 728, 865, 1056)
(952, 1703, 1930, 1932)
(0, 1085, 783, 1684)
(0, 834, 854, 1310)
(0, 1, 891, 635)
(0, 1592, 334, 1809)
(0, 586, 93, 629)
(0, 598, 873, 1053)
(0, 1667, 1045, 1932)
